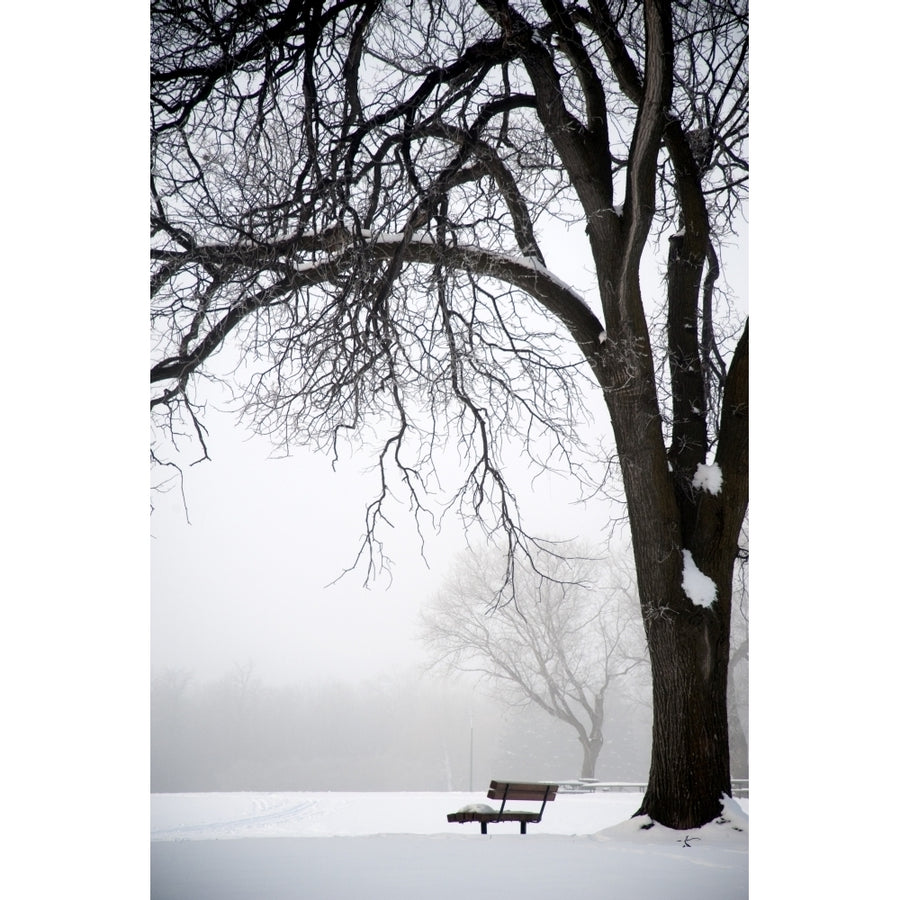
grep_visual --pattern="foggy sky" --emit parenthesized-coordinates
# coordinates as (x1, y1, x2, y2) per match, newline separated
(151, 434, 460, 684)
(150, 407, 605, 685)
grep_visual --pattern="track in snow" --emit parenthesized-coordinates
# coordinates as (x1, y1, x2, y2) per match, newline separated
(151, 794, 322, 841)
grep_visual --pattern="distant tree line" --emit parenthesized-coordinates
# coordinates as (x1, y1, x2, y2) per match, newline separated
(150, 664, 652, 793)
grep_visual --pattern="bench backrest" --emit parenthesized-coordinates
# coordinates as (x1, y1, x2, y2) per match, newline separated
(487, 781, 558, 804)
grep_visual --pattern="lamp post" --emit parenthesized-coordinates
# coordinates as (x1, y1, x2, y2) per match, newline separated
(468, 717, 474, 792)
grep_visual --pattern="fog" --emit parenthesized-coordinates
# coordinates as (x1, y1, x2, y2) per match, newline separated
(149, 407, 643, 789)
(151, 431, 456, 685)
(151, 664, 653, 792)
(150, 401, 608, 686)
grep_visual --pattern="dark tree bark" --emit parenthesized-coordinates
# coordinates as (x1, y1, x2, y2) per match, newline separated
(151, 0, 748, 828)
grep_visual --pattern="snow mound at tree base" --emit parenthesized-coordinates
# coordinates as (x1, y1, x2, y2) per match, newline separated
(597, 795, 748, 845)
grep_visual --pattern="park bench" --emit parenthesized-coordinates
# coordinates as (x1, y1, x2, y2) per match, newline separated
(447, 780, 559, 834)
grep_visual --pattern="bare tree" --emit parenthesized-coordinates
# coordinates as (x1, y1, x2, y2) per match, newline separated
(151, 0, 748, 828)
(421, 544, 648, 779)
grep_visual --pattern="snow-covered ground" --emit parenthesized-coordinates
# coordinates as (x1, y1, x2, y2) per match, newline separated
(151, 791, 749, 899)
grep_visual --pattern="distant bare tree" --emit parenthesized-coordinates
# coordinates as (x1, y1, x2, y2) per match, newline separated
(151, 0, 748, 828)
(421, 544, 648, 778)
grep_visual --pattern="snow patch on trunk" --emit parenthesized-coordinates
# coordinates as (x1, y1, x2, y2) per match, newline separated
(681, 550, 717, 607)
(692, 463, 723, 495)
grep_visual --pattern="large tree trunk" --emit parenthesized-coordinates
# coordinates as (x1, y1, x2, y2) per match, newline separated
(626, 326, 748, 828)
(637, 581, 733, 828)
(585, 313, 747, 829)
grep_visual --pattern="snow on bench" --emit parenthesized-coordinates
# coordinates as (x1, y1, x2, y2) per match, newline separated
(447, 781, 558, 835)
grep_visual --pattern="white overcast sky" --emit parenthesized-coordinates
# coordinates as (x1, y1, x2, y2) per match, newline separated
(150, 414, 599, 684)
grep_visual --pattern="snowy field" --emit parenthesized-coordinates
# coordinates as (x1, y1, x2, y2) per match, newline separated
(151, 791, 749, 899)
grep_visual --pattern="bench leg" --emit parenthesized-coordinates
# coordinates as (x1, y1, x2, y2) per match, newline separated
(481, 822, 487, 835)
(520, 822, 527, 835)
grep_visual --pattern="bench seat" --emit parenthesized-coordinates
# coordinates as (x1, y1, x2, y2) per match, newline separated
(447, 781, 558, 834)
